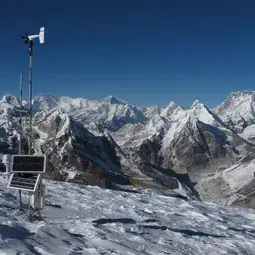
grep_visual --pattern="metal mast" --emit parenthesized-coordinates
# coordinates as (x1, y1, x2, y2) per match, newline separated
(19, 72, 23, 155)
(21, 27, 44, 155)
(28, 41, 33, 155)
(21, 27, 45, 219)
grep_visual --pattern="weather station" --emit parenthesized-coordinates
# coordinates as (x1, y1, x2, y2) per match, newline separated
(2, 27, 47, 220)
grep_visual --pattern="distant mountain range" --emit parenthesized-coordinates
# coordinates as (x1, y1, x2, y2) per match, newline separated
(0, 91, 254, 207)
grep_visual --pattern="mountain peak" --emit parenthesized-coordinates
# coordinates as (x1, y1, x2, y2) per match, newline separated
(166, 101, 177, 108)
(104, 95, 127, 105)
(190, 99, 200, 108)
(0, 94, 21, 108)
(36, 93, 56, 98)
(229, 90, 255, 97)
(161, 101, 179, 117)
(215, 91, 255, 124)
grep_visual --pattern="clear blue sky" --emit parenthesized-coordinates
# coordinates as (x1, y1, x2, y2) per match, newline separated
(0, 0, 255, 108)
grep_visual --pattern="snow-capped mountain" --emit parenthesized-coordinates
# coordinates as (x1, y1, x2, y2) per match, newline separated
(215, 91, 255, 128)
(112, 114, 169, 148)
(15, 108, 193, 199)
(160, 101, 180, 117)
(1, 174, 255, 254)
(138, 105, 162, 118)
(0, 91, 255, 208)
(0, 94, 21, 109)
(214, 91, 255, 145)
(33, 94, 147, 133)
(114, 100, 250, 180)
(139, 101, 181, 119)
(160, 101, 250, 173)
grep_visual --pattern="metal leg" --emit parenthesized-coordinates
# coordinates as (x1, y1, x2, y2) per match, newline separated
(19, 190, 22, 211)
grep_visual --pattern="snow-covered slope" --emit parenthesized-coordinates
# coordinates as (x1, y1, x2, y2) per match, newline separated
(196, 153, 255, 207)
(242, 124, 255, 143)
(161, 100, 216, 153)
(112, 114, 169, 148)
(214, 91, 255, 144)
(139, 101, 181, 119)
(0, 94, 21, 109)
(0, 174, 255, 255)
(160, 101, 180, 118)
(138, 105, 161, 118)
(159, 100, 246, 174)
(215, 91, 255, 127)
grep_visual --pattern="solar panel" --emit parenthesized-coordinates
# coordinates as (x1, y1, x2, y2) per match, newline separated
(11, 155, 46, 173)
(7, 173, 41, 192)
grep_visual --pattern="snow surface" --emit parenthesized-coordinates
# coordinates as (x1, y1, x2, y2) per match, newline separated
(0, 174, 255, 255)
(0, 95, 21, 109)
(56, 113, 70, 139)
(241, 124, 255, 143)
(222, 155, 255, 195)
(138, 106, 161, 119)
(112, 114, 169, 148)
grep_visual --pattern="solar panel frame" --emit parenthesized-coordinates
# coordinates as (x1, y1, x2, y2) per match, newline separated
(7, 173, 42, 192)
(10, 155, 46, 173)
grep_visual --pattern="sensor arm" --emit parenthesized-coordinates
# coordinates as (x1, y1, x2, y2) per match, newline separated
(21, 27, 44, 44)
